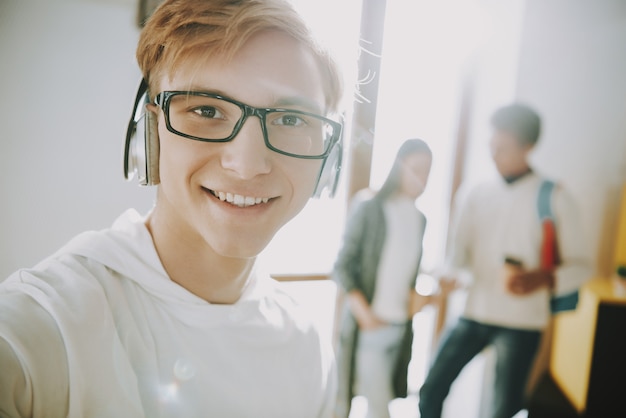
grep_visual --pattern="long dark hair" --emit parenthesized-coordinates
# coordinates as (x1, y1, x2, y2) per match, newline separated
(375, 138, 432, 201)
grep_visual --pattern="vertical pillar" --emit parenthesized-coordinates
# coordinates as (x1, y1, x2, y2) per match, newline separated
(345, 0, 388, 200)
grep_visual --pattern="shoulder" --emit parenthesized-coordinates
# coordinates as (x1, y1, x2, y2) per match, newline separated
(258, 279, 335, 372)
(264, 279, 317, 330)
(546, 180, 581, 220)
(345, 193, 382, 223)
(348, 190, 376, 210)
(0, 252, 116, 335)
(0, 255, 118, 363)
(3, 252, 114, 304)
(353, 187, 376, 203)
(533, 175, 577, 207)
(261, 278, 331, 346)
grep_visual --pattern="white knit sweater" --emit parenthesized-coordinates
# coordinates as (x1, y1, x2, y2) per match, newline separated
(445, 173, 593, 330)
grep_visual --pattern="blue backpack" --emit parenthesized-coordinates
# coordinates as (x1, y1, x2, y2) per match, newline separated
(537, 180, 579, 313)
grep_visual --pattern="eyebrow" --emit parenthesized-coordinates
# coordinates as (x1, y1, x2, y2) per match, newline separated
(176, 85, 323, 114)
(271, 96, 323, 114)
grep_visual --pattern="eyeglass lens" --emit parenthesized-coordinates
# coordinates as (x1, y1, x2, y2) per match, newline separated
(165, 93, 336, 157)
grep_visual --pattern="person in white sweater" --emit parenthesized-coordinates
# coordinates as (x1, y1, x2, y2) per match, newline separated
(418, 103, 592, 418)
(0, 1, 345, 417)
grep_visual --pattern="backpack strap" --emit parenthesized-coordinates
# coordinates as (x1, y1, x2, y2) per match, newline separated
(537, 180, 555, 222)
(538, 180, 558, 270)
(537, 179, 579, 313)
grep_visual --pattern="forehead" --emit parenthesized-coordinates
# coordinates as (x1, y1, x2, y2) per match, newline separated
(157, 30, 327, 112)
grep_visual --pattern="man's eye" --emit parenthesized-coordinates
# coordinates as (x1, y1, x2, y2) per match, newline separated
(193, 106, 224, 119)
(274, 114, 306, 127)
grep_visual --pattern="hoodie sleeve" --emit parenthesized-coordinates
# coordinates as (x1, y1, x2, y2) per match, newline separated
(0, 286, 69, 418)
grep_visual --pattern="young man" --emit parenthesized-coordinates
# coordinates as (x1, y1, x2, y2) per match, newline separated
(0, 1, 344, 417)
(418, 103, 592, 418)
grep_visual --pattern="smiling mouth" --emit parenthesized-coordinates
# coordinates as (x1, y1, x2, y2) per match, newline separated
(209, 189, 271, 208)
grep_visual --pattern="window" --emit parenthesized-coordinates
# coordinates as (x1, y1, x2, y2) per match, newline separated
(257, 0, 362, 277)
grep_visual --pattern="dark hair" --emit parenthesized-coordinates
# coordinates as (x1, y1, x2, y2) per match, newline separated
(376, 138, 432, 201)
(490, 103, 542, 146)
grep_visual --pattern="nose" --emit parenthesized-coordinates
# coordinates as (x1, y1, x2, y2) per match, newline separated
(219, 116, 272, 179)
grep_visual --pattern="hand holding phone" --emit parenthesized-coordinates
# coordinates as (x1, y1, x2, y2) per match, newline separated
(503, 256, 524, 294)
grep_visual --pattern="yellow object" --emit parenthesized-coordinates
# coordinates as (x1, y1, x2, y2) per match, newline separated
(614, 184, 626, 268)
(549, 278, 626, 413)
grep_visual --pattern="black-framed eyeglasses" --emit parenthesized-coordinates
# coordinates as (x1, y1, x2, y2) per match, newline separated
(154, 91, 342, 159)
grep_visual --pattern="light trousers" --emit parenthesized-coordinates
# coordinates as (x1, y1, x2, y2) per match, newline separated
(355, 324, 405, 418)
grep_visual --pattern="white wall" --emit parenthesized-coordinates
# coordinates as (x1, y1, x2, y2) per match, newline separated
(516, 0, 626, 275)
(463, 0, 626, 276)
(0, 0, 155, 279)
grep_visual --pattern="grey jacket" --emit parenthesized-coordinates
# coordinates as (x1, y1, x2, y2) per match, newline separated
(332, 195, 426, 408)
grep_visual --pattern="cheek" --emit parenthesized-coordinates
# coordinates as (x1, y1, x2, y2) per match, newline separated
(503, 153, 519, 167)
(158, 132, 208, 183)
(412, 176, 427, 194)
(492, 151, 509, 166)
(418, 172, 430, 188)
(287, 159, 322, 201)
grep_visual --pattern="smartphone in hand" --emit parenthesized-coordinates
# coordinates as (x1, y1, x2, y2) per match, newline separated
(504, 256, 523, 268)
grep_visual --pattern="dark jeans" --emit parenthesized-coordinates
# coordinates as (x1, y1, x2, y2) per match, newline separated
(418, 318, 541, 418)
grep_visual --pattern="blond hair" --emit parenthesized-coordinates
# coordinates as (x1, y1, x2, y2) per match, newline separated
(136, 0, 343, 113)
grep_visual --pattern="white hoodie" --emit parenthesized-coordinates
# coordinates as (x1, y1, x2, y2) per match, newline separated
(0, 209, 336, 418)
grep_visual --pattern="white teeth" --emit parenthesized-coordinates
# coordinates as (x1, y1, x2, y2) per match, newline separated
(212, 190, 270, 207)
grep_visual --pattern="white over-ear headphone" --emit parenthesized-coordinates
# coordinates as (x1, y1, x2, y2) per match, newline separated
(123, 79, 343, 197)
(312, 136, 343, 198)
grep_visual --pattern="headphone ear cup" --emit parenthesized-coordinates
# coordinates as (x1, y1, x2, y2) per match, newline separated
(144, 109, 160, 185)
(123, 80, 159, 186)
(312, 141, 343, 199)
(124, 118, 138, 182)
(124, 109, 160, 186)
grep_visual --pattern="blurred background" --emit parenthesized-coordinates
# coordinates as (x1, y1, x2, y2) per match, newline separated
(1, 0, 624, 281)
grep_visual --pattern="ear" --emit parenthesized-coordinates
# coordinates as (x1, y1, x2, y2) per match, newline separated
(312, 140, 343, 199)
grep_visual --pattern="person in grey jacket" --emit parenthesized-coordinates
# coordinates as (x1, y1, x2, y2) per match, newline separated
(332, 138, 434, 418)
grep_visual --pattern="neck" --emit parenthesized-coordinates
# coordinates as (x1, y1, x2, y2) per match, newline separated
(503, 167, 533, 184)
(145, 211, 255, 305)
